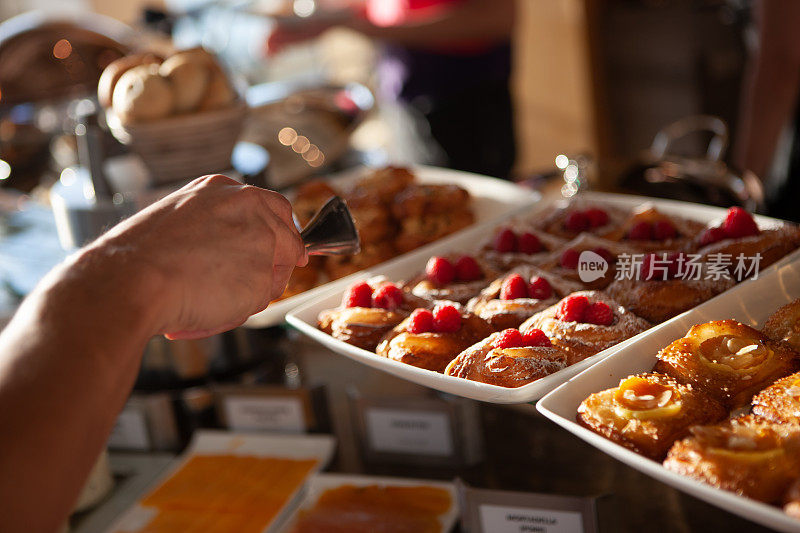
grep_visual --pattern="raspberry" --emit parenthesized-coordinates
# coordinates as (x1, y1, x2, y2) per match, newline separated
(564, 211, 590, 232)
(560, 248, 580, 269)
(433, 304, 462, 333)
(653, 220, 677, 240)
(454, 256, 483, 281)
(343, 281, 372, 308)
(372, 283, 404, 310)
(517, 232, 542, 254)
(584, 301, 613, 326)
(494, 228, 517, 253)
(407, 308, 434, 334)
(521, 327, 552, 347)
(592, 247, 615, 265)
(722, 207, 760, 238)
(584, 208, 609, 228)
(528, 276, 552, 299)
(492, 328, 525, 349)
(698, 226, 728, 247)
(556, 295, 589, 322)
(500, 274, 529, 300)
(426, 256, 455, 285)
(628, 221, 653, 240)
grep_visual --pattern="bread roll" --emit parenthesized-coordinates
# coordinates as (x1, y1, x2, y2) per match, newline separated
(97, 53, 162, 108)
(159, 54, 210, 113)
(197, 64, 236, 111)
(112, 64, 174, 123)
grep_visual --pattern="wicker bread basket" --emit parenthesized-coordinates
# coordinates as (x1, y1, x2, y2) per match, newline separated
(107, 102, 247, 185)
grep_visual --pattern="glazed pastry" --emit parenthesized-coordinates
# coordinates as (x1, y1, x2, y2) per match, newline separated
(693, 207, 800, 274)
(604, 204, 705, 252)
(577, 372, 726, 460)
(345, 189, 395, 245)
(605, 253, 736, 323)
(654, 320, 800, 409)
(540, 234, 640, 290)
(519, 291, 651, 364)
(445, 327, 569, 387)
(535, 201, 627, 240)
(391, 183, 471, 219)
(479, 225, 566, 270)
(318, 279, 428, 351)
(407, 255, 500, 305)
(467, 265, 583, 330)
(348, 166, 416, 204)
(663, 415, 800, 504)
(763, 298, 800, 352)
(395, 210, 475, 253)
(751, 371, 800, 424)
(377, 304, 493, 372)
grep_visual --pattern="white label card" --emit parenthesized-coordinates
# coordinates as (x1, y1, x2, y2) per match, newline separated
(365, 407, 454, 456)
(479, 504, 585, 533)
(223, 396, 306, 433)
(108, 406, 150, 450)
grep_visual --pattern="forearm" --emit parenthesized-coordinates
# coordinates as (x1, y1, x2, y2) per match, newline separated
(344, 0, 514, 49)
(0, 243, 161, 532)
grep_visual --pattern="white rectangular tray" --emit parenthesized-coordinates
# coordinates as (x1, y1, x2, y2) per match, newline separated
(245, 165, 541, 328)
(286, 192, 799, 404)
(536, 260, 800, 533)
(105, 431, 336, 533)
(277, 473, 459, 533)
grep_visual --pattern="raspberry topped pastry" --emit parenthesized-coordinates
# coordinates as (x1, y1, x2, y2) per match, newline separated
(480, 225, 566, 270)
(318, 279, 429, 351)
(467, 265, 583, 330)
(577, 372, 726, 460)
(406, 255, 500, 305)
(605, 205, 705, 252)
(762, 298, 800, 352)
(519, 291, 651, 363)
(541, 234, 639, 290)
(663, 415, 800, 504)
(445, 326, 569, 387)
(605, 252, 736, 323)
(536, 201, 626, 240)
(693, 207, 800, 272)
(376, 304, 493, 372)
(654, 320, 800, 409)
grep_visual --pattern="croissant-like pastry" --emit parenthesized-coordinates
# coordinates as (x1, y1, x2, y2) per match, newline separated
(603, 204, 706, 252)
(577, 372, 726, 460)
(663, 415, 800, 504)
(277, 257, 323, 301)
(654, 320, 800, 409)
(467, 265, 583, 330)
(406, 255, 500, 305)
(605, 255, 736, 323)
(293, 179, 339, 227)
(445, 327, 568, 387)
(394, 210, 475, 253)
(323, 242, 396, 281)
(751, 371, 800, 424)
(391, 183, 471, 219)
(376, 304, 493, 372)
(520, 291, 651, 363)
(318, 279, 429, 351)
(349, 165, 416, 204)
(763, 298, 800, 353)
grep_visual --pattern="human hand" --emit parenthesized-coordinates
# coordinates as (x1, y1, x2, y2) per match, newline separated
(85, 175, 307, 340)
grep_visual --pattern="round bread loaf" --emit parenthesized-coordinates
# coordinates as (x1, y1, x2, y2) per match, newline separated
(112, 64, 174, 123)
(97, 53, 162, 108)
(159, 53, 210, 113)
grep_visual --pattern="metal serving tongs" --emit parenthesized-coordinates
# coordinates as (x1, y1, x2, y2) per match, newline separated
(299, 196, 361, 256)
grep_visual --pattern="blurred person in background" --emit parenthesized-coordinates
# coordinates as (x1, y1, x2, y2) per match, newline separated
(267, 0, 516, 179)
(734, 0, 800, 221)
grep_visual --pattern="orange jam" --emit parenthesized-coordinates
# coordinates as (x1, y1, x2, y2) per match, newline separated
(290, 484, 452, 533)
(119, 454, 317, 533)
(615, 377, 675, 410)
